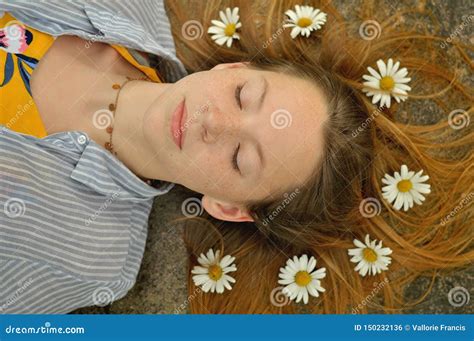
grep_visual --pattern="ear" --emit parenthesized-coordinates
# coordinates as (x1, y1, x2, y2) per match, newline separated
(211, 62, 249, 71)
(201, 195, 254, 222)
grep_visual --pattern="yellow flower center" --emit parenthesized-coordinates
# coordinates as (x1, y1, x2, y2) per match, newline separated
(397, 179, 413, 192)
(208, 264, 223, 281)
(297, 17, 313, 28)
(379, 76, 395, 91)
(295, 271, 312, 286)
(224, 23, 236, 37)
(362, 248, 378, 263)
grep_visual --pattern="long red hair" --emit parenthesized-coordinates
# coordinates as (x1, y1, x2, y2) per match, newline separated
(165, 0, 473, 313)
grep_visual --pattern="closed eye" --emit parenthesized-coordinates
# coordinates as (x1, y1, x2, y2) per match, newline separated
(232, 143, 240, 174)
(235, 84, 243, 109)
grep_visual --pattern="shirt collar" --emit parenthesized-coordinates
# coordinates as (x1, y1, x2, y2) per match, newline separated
(67, 131, 174, 201)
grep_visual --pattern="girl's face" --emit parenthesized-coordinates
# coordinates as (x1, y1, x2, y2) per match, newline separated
(143, 63, 328, 221)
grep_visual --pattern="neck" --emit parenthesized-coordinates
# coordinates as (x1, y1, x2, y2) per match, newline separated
(111, 79, 168, 180)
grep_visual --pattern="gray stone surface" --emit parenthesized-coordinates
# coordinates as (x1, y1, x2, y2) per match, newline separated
(73, 0, 472, 314)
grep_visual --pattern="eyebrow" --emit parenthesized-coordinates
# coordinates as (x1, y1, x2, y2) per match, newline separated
(258, 76, 268, 111)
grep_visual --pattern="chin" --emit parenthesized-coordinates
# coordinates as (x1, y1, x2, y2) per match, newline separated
(142, 109, 163, 146)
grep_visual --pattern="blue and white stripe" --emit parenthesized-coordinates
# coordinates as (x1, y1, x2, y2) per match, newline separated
(0, 126, 174, 313)
(0, 0, 184, 313)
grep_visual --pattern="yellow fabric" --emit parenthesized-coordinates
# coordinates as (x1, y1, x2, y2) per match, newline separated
(0, 13, 161, 138)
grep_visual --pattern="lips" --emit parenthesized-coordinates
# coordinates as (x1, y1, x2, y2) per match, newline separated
(170, 99, 187, 149)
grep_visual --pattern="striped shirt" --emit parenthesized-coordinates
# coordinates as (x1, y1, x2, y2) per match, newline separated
(0, 0, 183, 313)
(0, 127, 175, 313)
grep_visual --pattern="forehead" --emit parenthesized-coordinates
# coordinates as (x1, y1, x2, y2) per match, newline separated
(248, 69, 329, 200)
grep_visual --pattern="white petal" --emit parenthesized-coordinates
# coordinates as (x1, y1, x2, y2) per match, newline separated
(290, 26, 301, 39)
(285, 10, 298, 22)
(386, 58, 394, 75)
(367, 66, 382, 79)
(376, 59, 387, 76)
(307, 256, 316, 272)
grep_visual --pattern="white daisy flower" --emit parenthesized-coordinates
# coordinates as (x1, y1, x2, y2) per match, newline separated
(207, 7, 242, 48)
(381, 164, 431, 211)
(191, 248, 237, 294)
(362, 58, 412, 108)
(348, 234, 393, 277)
(283, 5, 327, 39)
(278, 254, 326, 304)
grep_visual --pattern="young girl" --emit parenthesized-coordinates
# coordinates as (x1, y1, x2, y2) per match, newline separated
(0, 0, 472, 314)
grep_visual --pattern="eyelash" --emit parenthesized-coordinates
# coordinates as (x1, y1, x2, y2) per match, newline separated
(231, 84, 244, 173)
(235, 84, 243, 109)
(232, 143, 240, 173)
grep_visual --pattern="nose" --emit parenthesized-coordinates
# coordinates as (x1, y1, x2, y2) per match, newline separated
(201, 104, 240, 143)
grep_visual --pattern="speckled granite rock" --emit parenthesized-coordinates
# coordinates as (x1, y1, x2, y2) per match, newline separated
(73, 0, 472, 314)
